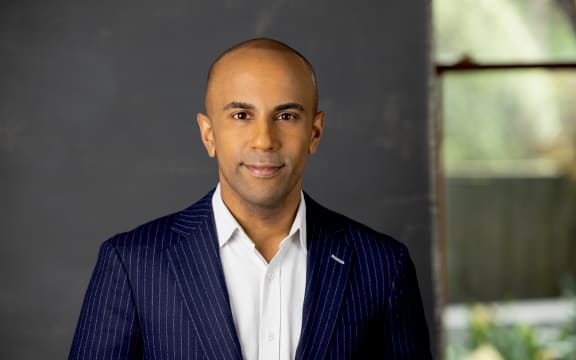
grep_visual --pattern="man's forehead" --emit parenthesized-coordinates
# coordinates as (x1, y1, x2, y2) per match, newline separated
(211, 52, 316, 97)
(204, 39, 318, 112)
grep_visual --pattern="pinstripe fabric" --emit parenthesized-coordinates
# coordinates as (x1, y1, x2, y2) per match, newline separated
(70, 190, 431, 359)
(296, 195, 431, 359)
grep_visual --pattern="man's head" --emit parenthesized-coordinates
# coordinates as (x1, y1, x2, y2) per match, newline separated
(197, 38, 324, 211)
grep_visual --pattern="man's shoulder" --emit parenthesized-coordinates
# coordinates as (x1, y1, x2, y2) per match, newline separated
(103, 190, 215, 254)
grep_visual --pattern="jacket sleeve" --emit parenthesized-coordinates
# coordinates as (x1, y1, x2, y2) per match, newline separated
(69, 240, 142, 359)
(384, 244, 433, 359)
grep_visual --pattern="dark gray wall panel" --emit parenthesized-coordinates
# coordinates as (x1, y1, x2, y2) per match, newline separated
(0, 1, 435, 358)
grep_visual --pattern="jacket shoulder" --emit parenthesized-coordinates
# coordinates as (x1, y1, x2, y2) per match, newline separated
(104, 190, 214, 254)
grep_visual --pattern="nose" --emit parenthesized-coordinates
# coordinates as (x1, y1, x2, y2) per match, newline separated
(250, 118, 279, 151)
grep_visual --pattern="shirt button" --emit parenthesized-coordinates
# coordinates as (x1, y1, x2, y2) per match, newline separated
(267, 272, 275, 281)
(267, 332, 275, 341)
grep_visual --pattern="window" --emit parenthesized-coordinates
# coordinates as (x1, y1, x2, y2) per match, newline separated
(434, 0, 576, 358)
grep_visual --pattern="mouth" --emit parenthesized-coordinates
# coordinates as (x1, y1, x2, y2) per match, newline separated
(243, 164, 284, 178)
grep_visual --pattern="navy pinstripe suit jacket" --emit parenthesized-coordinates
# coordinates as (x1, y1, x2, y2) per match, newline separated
(70, 190, 432, 359)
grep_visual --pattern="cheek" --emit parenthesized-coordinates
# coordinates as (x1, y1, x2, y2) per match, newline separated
(215, 139, 247, 168)
(288, 140, 313, 164)
(215, 131, 241, 152)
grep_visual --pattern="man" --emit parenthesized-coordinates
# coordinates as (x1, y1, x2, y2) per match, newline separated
(69, 38, 432, 359)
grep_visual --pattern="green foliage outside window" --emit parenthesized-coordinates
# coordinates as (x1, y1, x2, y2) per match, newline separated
(446, 279, 576, 360)
(435, 0, 576, 175)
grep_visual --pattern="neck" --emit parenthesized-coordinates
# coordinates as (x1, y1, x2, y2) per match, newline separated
(220, 185, 301, 262)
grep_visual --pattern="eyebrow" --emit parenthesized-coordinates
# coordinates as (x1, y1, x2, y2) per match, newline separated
(223, 101, 255, 111)
(274, 102, 305, 112)
(222, 101, 305, 112)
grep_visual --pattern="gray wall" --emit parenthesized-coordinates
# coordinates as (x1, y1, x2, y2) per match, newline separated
(0, 1, 436, 358)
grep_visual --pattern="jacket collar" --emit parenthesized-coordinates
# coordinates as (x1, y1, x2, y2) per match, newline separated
(168, 190, 354, 360)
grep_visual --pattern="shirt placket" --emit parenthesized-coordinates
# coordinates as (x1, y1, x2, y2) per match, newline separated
(259, 260, 282, 359)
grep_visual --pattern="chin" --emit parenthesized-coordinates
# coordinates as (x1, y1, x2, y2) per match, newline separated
(242, 187, 288, 209)
(245, 193, 283, 209)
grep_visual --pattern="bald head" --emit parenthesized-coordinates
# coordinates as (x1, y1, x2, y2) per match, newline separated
(204, 38, 318, 113)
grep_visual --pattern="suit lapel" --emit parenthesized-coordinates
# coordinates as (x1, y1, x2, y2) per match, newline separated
(296, 195, 354, 360)
(166, 192, 243, 360)
(165, 191, 353, 359)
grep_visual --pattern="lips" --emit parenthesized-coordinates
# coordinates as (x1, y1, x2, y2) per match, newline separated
(244, 164, 284, 178)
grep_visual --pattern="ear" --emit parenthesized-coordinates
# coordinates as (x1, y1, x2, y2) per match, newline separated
(308, 111, 325, 154)
(197, 112, 216, 158)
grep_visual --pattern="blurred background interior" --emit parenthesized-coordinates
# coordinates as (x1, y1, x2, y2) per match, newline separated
(434, 0, 576, 358)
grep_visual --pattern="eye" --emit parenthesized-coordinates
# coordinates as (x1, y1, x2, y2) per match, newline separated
(232, 112, 250, 120)
(277, 112, 297, 121)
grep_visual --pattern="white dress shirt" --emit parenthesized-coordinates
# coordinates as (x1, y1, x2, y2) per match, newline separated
(212, 184, 307, 360)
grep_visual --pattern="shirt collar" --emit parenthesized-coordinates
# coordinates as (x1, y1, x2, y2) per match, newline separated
(211, 184, 307, 252)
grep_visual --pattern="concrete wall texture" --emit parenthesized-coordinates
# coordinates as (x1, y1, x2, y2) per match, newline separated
(0, 1, 436, 358)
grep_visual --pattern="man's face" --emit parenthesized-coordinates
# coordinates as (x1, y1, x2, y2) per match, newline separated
(197, 48, 324, 210)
